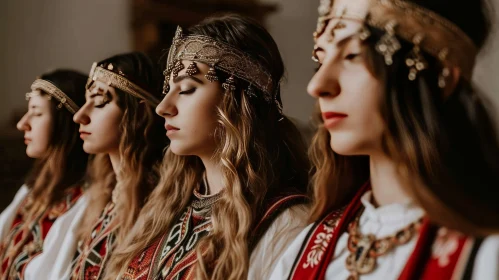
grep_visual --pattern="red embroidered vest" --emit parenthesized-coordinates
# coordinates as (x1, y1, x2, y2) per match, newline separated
(288, 183, 483, 280)
(121, 191, 307, 280)
(0, 186, 84, 280)
(70, 201, 118, 280)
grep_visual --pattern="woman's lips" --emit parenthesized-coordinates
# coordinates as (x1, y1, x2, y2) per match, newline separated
(322, 112, 348, 128)
(79, 131, 91, 139)
(165, 124, 180, 136)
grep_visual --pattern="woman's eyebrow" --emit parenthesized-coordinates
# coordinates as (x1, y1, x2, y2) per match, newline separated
(173, 74, 204, 84)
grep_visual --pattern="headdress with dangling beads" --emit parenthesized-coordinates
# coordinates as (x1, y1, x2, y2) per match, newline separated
(312, 0, 478, 87)
(162, 26, 282, 113)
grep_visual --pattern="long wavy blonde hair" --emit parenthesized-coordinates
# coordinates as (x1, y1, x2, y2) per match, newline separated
(309, 0, 499, 235)
(77, 53, 168, 245)
(105, 15, 310, 280)
(7, 70, 89, 263)
(23, 70, 88, 223)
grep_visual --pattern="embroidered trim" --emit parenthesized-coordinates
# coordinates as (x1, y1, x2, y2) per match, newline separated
(432, 228, 463, 267)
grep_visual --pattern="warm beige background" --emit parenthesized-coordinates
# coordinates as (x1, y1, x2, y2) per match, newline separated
(0, 0, 498, 128)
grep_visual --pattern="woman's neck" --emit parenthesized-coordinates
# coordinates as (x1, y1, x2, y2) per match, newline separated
(200, 155, 224, 195)
(369, 153, 412, 207)
(109, 151, 121, 175)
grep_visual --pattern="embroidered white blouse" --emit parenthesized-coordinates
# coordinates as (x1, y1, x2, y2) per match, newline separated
(0, 186, 30, 242)
(269, 191, 499, 280)
(249, 204, 309, 280)
(23, 193, 89, 280)
(21, 197, 307, 280)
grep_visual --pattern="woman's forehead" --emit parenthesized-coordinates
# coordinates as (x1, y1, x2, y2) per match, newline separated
(317, 19, 364, 47)
(27, 92, 50, 107)
(87, 80, 115, 96)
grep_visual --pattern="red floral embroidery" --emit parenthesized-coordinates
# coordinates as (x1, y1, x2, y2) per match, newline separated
(84, 265, 101, 280)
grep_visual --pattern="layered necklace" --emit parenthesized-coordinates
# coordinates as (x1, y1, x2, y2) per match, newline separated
(345, 210, 423, 280)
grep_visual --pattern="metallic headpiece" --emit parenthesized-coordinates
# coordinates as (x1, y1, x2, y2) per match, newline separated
(314, 0, 477, 83)
(28, 79, 79, 114)
(163, 26, 280, 108)
(87, 62, 160, 107)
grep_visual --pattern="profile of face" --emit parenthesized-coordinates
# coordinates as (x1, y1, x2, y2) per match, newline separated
(308, 19, 386, 156)
(73, 80, 123, 155)
(156, 60, 222, 157)
(17, 92, 54, 158)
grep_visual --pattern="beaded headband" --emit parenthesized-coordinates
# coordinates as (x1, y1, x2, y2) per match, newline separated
(28, 79, 79, 114)
(314, 0, 477, 84)
(87, 62, 160, 107)
(163, 26, 281, 109)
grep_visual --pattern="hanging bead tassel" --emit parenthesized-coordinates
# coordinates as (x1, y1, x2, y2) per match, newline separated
(205, 66, 219, 82)
(172, 60, 184, 79)
(375, 20, 401, 66)
(162, 68, 171, 95)
(438, 49, 450, 89)
(57, 97, 66, 110)
(405, 34, 427, 81)
(263, 92, 272, 103)
(162, 78, 170, 95)
(222, 75, 236, 92)
(245, 84, 257, 98)
(312, 45, 320, 62)
(186, 62, 200, 76)
(358, 25, 371, 41)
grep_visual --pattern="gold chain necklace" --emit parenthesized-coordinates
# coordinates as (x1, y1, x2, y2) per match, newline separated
(345, 211, 423, 280)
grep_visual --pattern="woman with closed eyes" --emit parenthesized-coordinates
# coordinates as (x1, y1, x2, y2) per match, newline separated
(0, 70, 88, 280)
(104, 14, 311, 280)
(32, 52, 168, 280)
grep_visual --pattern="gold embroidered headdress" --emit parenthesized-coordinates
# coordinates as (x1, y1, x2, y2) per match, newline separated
(314, 0, 477, 85)
(87, 62, 161, 107)
(163, 26, 281, 108)
(28, 79, 79, 114)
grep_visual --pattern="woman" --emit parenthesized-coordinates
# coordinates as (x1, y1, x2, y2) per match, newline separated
(104, 15, 310, 280)
(34, 52, 168, 280)
(0, 70, 88, 279)
(270, 0, 499, 279)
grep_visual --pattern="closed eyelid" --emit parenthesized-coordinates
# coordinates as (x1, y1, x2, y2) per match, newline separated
(318, 38, 363, 62)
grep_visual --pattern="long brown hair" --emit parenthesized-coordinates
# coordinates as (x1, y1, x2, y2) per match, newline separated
(24, 69, 88, 220)
(105, 15, 309, 280)
(77, 52, 168, 244)
(309, 0, 499, 235)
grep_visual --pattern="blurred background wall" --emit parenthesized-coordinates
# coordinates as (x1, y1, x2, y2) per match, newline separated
(0, 0, 498, 207)
(1, 0, 498, 128)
